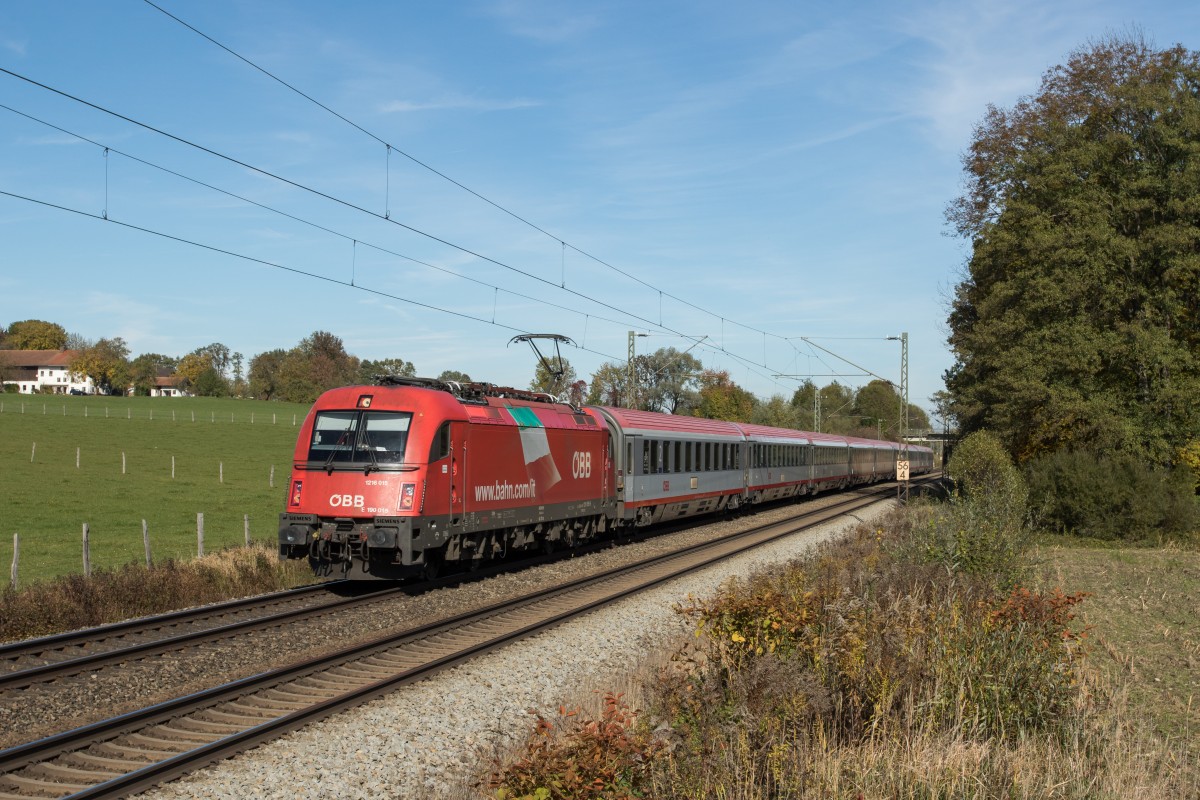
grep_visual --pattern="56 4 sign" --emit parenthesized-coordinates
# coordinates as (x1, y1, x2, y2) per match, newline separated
(896, 459, 910, 481)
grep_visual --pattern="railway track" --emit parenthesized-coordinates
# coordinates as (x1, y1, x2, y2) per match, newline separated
(0, 480, 928, 800)
(0, 582, 387, 691)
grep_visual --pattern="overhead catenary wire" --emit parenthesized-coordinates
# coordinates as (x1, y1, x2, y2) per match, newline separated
(0, 186, 629, 366)
(139, 0, 785, 338)
(0, 70, 797, 387)
(0, 102, 643, 337)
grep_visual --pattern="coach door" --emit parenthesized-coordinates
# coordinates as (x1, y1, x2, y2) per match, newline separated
(624, 436, 641, 504)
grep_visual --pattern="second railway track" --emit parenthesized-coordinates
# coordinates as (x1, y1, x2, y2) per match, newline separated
(0, 481, 925, 800)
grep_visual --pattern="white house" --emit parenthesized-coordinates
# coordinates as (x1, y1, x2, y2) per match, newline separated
(151, 374, 191, 397)
(0, 350, 96, 394)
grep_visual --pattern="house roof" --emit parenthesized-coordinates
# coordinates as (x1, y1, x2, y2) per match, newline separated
(0, 349, 79, 368)
(155, 376, 186, 387)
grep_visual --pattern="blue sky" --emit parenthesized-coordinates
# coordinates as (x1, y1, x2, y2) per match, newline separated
(2, 1, 1196, 418)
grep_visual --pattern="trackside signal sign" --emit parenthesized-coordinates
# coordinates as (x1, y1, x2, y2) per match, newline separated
(896, 460, 910, 481)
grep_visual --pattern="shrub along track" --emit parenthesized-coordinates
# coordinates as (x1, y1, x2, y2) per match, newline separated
(0, 478, 936, 800)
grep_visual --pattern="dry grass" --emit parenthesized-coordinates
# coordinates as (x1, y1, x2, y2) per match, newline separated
(1035, 539, 1200, 765)
(0, 543, 315, 642)
(486, 504, 1200, 800)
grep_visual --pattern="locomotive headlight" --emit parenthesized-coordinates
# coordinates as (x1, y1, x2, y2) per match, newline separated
(368, 528, 397, 548)
(280, 525, 306, 544)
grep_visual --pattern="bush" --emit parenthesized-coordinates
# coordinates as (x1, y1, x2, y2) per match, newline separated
(1025, 448, 1199, 542)
(0, 544, 312, 642)
(673, 526, 1083, 740)
(907, 431, 1030, 586)
(488, 693, 663, 800)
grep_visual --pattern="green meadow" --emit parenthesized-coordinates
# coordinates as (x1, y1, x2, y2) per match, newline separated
(0, 395, 312, 585)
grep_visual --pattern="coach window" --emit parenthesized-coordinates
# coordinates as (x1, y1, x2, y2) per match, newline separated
(643, 440, 652, 474)
(656, 440, 666, 473)
(428, 421, 450, 462)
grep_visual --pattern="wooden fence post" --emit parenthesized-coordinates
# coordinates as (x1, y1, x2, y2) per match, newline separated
(143, 519, 151, 567)
(82, 523, 91, 577)
(219, 462, 224, 484)
(269, 465, 275, 488)
(172, 455, 176, 479)
(244, 514, 250, 547)
(197, 513, 204, 557)
(11, 533, 18, 590)
(30, 442, 35, 463)
(122, 452, 126, 475)
(76, 447, 80, 469)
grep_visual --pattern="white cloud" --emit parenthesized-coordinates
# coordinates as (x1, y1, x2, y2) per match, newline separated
(481, 0, 601, 43)
(377, 95, 540, 114)
(896, 0, 1109, 151)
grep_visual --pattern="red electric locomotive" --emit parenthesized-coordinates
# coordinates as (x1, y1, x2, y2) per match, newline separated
(277, 377, 613, 579)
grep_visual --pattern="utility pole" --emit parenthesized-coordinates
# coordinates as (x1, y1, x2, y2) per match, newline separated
(899, 332, 909, 502)
(814, 389, 821, 432)
(627, 331, 647, 409)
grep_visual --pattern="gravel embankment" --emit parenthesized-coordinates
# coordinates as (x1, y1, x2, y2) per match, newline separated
(130, 499, 896, 800)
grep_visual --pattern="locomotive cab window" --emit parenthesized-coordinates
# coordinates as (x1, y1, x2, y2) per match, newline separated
(429, 421, 451, 462)
(307, 410, 413, 466)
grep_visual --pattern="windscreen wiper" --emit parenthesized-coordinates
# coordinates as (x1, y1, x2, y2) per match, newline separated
(324, 425, 354, 474)
(362, 434, 379, 475)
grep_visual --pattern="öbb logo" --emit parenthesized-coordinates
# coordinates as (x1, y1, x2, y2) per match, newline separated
(571, 451, 592, 479)
(329, 494, 365, 508)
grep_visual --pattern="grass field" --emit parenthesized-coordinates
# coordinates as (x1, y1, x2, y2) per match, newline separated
(1036, 539, 1200, 764)
(0, 395, 312, 585)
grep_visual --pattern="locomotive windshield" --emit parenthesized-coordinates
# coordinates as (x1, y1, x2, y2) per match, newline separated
(307, 410, 413, 468)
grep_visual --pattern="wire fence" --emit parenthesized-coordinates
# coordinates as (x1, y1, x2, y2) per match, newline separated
(0, 399, 299, 425)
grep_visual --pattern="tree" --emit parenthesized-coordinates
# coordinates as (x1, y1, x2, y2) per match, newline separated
(231, 352, 246, 397)
(129, 353, 177, 396)
(752, 395, 802, 429)
(855, 379, 901, 437)
(191, 367, 229, 397)
(70, 337, 130, 394)
(175, 353, 212, 388)
(261, 331, 360, 404)
(693, 370, 755, 422)
(65, 331, 92, 351)
(530, 357, 579, 403)
(360, 358, 416, 384)
(638, 347, 702, 414)
(789, 380, 818, 428)
(437, 369, 471, 383)
(249, 349, 287, 400)
(946, 35, 1200, 464)
(586, 362, 630, 407)
(192, 343, 231, 378)
(4, 320, 67, 350)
